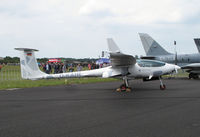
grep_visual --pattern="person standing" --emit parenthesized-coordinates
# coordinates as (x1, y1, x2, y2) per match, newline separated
(54, 63, 59, 74)
(77, 64, 83, 71)
(0, 64, 2, 72)
(88, 63, 91, 70)
(69, 66, 74, 72)
(45, 63, 51, 74)
(62, 63, 67, 73)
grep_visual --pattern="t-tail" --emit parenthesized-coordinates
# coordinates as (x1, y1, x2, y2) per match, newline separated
(15, 48, 47, 80)
(194, 38, 200, 53)
(139, 33, 172, 56)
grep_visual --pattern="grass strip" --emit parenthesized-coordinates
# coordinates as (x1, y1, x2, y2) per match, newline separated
(0, 78, 119, 90)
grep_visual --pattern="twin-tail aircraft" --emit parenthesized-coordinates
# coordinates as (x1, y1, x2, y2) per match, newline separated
(15, 38, 180, 91)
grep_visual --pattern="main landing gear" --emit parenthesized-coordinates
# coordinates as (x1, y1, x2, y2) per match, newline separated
(116, 77, 132, 92)
(159, 77, 166, 90)
(189, 73, 199, 79)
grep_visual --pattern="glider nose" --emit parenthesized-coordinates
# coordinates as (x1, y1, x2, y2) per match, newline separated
(174, 65, 181, 74)
(175, 65, 181, 70)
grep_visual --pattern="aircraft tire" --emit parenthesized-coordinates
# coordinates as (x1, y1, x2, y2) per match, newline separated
(189, 73, 194, 79)
(189, 73, 199, 79)
(126, 87, 132, 92)
(160, 84, 166, 90)
(193, 74, 199, 79)
(116, 88, 121, 92)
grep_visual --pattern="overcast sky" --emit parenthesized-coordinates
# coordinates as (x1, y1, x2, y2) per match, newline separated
(1, 0, 200, 58)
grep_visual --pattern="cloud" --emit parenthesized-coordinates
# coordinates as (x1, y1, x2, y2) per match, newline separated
(0, 0, 200, 58)
(79, 0, 200, 25)
(0, 0, 85, 18)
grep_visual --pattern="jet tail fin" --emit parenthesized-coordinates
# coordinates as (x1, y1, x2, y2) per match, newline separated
(15, 48, 47, 80)
(194, 38, 200, 53)
(139, 33, 172, 56)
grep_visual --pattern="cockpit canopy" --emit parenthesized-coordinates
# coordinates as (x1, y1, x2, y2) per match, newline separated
(137, 59, 166, 67)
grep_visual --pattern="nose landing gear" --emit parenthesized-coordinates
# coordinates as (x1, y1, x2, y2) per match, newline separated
(159, 77, 166, 90)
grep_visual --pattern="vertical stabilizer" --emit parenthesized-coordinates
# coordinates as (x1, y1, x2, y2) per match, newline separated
(107, 38, 121, 53)
(139, 33, 172, 56)
(15, 48, 47, 80)
(194, 38, 200, 53)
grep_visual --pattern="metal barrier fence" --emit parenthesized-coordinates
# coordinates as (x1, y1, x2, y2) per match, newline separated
(0, 64, 188, 82)
(0, 65, 22, 81)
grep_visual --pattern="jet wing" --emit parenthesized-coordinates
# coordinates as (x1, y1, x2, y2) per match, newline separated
(181, 63, 200, 70)
(181, 63, 200, 74)
(140, 56, 156, 60)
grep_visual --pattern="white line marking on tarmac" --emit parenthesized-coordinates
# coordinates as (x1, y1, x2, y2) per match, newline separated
(6, 88, 21, 91)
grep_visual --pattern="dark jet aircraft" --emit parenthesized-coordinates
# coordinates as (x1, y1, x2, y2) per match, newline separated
(139, 33, 200, 79)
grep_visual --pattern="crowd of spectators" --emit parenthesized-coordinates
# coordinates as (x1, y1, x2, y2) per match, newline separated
(40, 62, 110, 74)
(41, 62, 67, 74)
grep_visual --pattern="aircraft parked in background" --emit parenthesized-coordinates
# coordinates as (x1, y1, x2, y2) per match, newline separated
(15, 39, 179, 91)
(139, 33, 200, 79)
(194, 38, 200, 53)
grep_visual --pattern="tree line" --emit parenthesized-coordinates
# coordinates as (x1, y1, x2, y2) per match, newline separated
(0, 56, 98, 64)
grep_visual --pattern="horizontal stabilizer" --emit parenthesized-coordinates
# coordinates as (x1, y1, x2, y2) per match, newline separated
(15, 48, 39, 52)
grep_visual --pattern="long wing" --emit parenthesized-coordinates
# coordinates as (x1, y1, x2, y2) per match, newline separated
(107, 38, 136, 67)
(110, 53, 136, 67)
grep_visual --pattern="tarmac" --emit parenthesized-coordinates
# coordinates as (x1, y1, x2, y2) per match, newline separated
(0, 78, 200, 137)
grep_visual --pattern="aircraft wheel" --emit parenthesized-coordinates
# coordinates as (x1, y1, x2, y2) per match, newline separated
(120, 84, 127, 91)
(126, 87, 132, 92)
(189, 73, 193, 79)
(193, 74, 199, 79)
(189, 73, 199, 79)
(160, 84, 166, 90)
(116, 88, 121, 92)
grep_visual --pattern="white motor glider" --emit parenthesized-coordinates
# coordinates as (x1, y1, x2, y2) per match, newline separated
(15, 38, 180, 91)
